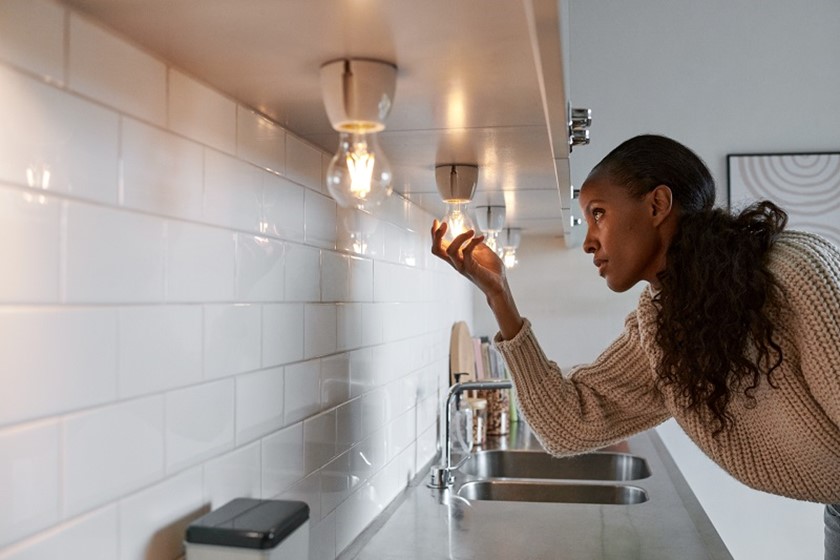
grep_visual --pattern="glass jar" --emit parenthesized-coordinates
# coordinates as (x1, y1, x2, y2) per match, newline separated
(479, 388, 510, 435)
(465, 397, 488, 447)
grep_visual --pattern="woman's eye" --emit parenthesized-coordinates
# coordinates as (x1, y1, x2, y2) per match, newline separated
(592, 209, 604, 223)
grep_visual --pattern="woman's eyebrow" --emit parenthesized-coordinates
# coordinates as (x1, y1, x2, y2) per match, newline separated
(582, 199, 605, 214)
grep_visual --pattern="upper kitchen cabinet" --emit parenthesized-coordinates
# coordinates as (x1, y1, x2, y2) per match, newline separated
(62, 0, 587, 238)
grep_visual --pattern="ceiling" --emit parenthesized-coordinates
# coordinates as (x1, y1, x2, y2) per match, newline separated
(62, 0, 577, 237)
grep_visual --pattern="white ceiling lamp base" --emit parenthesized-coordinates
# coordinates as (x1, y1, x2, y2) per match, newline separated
(435, 164, 479, 242)
(475, 204, 506, 252)
(499, 227, 522, 268)
(320, 59, 398, 211)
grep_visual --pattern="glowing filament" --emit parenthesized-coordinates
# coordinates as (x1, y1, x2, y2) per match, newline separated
(347, 142, 375, 198)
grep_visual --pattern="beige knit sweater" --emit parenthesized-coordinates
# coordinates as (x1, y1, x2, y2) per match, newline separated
(495, 231, 840, 504)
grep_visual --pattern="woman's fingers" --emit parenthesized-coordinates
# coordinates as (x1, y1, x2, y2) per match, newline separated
(430, 220, 449, 259)
(445, 230, 476, 261)
(462, 234, 485, 253)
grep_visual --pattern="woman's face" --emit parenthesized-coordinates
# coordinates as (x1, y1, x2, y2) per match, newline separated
(578, 175, 669, 292)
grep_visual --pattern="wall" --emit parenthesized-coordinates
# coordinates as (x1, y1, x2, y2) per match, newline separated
(472, 235, 642, 365)
(0, 2, 473, 558)
(488, 1, 839, 558)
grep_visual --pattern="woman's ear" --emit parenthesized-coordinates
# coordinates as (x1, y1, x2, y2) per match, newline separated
(649, 185, 673, 225)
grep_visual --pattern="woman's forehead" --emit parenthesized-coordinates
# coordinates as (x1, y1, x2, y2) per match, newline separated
(579, 176, 628, 202)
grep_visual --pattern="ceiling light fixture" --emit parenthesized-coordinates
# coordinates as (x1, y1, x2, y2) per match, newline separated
(435, 164, 479, 242)
(320, 58, 397, 210)
(475, 204, 506, 253)
(499, 227, 522, 269)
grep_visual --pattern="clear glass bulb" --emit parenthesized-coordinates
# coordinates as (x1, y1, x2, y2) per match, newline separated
(483, 231, 500, 253)
(326, 131, 392, 210)
(501, 247, 518, 269)
(440, 202, 475, 242)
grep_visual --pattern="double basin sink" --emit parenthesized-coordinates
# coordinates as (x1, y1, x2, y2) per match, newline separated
(455, 448, 651, 505)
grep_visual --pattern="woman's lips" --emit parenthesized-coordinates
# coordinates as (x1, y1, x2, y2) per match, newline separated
(594, 258, 606, 275)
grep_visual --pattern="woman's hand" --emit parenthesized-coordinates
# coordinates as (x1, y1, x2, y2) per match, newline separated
(430, 220, 505, 296)
(430, 220, 524, 340)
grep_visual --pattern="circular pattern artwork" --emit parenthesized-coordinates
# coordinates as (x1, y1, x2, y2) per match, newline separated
(728, 153, 840, 247)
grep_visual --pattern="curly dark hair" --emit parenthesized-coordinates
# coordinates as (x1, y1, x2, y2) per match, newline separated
(591, 135, 789, 434)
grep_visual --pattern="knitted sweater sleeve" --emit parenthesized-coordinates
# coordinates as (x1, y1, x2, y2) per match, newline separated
(775, 232, 840, 430)
(494, 312, 670, 456)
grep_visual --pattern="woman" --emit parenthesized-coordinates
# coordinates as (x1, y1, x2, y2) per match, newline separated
(431, 135, 840, 557)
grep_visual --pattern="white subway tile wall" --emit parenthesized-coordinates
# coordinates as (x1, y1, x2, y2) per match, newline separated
(0, 2, 473, 558)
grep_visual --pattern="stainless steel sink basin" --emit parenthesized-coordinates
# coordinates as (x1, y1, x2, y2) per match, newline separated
(457, 480, 649, 504)
(459, 450, 651, 481)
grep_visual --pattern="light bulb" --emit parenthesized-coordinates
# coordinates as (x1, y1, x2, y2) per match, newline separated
(440, 202, 475, 242)
(326, 131, 392, 210)
(484, 232, 500, 252)
(502, 248, 518, 268)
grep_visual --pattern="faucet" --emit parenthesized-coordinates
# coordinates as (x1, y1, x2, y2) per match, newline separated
(427, 379, 513, 488)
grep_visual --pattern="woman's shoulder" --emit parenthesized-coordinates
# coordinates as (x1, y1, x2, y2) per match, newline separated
(769, 230, 840, 287)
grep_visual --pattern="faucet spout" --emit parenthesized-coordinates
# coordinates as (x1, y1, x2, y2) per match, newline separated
(427, 379, 513, 488)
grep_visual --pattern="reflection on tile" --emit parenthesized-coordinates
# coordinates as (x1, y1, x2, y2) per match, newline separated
(304, 304, 337, 359)
(166, 221, 236, 302)
(236, 106, 284, 174)
(118, 467, 204, 560)
(337, 303, 363, 352)
(337, 207, 381, 257)
(63, 397, 164, 517)
(262, 423, 304, 498)
(321, 353, 350, 410)
(204, 149, 263, 232)
(284, 361, 321, 425)
(118, 305, 202, 398)
(262, 303, 304, 367)
(0, 505, 119, 560)
(203, 443, 261, 509)
(304, 190, 337, 250)
(285, 135, 323, 191)
(122, 118, 203, 220)
(312, 514, 337, 560)
(361, 304, 385, 347)
(0, 187, 60, 302)
(0, 66, 119, 203)
(360, 389, 388, 439)
(416, 423, 437, 474)
(236, 234, 285, 302)
(349, 256, 374, 302)
(386, 409, 416, 462)
(68, 14, 166, 125)
(65, 203, 165, 303)
(321, 251, 349, 302)
(204, 304, 261, 380)
(336, 398, 364, 454)
(169, 69, 236, 154)
(0, 0, 65, 82)
(348, 348, 375, 399)
(284, 243, 320, 302)
(235, 367, 284, 445)
(262, 173, 305, 242)
(165, 380, 234, 472)
(0, 307, 117, 426)
(304, 410, 337, 475)
(320, 452, 353, 517)
(0, 419, 59, 548)
(280, 471, 322, 525)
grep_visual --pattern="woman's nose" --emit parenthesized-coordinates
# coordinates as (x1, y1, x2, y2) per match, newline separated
(582, 228, 596, 254)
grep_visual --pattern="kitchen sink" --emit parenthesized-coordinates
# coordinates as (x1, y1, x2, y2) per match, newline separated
(457, 480, 649, 505)
(459, 450, 651, 481)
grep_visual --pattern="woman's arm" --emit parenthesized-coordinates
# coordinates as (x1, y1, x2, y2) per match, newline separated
(430, 220, 524, 339)
(496, 312, 671, 455)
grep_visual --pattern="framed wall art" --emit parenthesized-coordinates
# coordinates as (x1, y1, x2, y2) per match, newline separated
(727, 152, 840, 247)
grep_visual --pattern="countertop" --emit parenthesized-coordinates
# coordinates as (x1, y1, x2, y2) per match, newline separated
(339, 424, 733, 560)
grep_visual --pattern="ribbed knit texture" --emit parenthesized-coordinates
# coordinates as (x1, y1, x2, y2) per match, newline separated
(495, 230, 840, 504)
